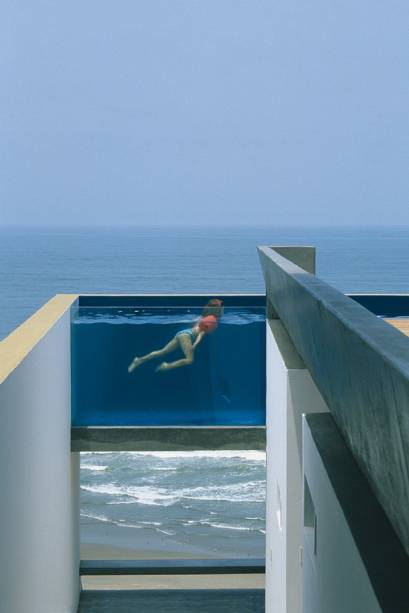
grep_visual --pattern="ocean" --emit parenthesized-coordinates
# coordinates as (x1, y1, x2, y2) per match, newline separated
(2, 225, 409, 559)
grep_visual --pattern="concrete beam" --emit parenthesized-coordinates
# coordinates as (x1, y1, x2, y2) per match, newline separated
(71, 426, 266, 451)
(258, 244, 409, 557)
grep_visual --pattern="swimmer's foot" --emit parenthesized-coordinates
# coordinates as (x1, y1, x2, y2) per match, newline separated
(155, 362, 169, 372)
(128, 357, 142, 373)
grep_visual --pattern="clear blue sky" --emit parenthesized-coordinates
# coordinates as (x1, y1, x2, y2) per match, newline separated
(1, 1, 408, 226)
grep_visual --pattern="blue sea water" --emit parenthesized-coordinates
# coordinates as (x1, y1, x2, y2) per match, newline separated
(2, 225, 409, 341)
(2, 225, 409, 559)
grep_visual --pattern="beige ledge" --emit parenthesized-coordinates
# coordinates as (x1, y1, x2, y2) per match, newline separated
(385, 318, 409, 338)
(0, 293, 78, 385)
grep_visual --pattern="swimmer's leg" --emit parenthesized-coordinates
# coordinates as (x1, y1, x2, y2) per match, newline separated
(128, 338, 179, 372)
(156, 334, 194, 371)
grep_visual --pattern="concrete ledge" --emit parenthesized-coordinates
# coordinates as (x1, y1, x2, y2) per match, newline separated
(271, 246, 316, 274)
(0, 293, 78, 385)
(71, 426, 266, 451)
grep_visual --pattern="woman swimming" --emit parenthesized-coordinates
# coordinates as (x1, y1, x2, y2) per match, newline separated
(128, 299, 224, 373)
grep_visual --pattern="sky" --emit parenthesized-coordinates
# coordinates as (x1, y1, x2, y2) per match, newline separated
(1, 1, 408, 226)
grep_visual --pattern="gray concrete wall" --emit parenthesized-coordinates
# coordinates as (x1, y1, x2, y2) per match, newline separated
(0, 311, 80, 613)
(265, 320, 328, 613)
(303, 413, 409, 613)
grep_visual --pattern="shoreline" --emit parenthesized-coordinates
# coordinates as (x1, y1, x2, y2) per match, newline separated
(81, 542, 205, 560)
(81, 519, 263, 560)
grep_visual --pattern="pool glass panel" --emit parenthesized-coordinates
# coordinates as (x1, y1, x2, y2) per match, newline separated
(71, 304, 266, 426)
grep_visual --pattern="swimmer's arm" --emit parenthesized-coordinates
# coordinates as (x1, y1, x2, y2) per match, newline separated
(192, 331, 204, 349)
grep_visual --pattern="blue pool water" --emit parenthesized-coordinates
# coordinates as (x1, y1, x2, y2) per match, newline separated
(71, 306, 266, 426)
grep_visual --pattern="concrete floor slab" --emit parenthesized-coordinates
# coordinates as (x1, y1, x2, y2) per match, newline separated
(77, 588, 264, 612)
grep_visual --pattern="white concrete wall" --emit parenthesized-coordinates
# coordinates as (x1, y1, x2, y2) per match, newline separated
(302, 417, 382, 613)
(0, 311, 80, 613)
(265, 320, 328, 613)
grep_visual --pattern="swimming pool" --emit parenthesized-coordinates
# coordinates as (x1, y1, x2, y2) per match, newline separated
(71, 298, 266, 426)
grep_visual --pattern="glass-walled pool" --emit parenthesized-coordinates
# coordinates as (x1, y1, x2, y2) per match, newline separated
(71, 296, 266, 426)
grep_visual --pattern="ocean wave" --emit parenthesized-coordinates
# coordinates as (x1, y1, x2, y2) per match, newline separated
(125, 450, 266, 462)
(81, 479, 265, 505)
(81, 483, 179, 506)
(79, 451, 266, 545)
(182, 482, 265, 503)
(81, 511, 163, 531)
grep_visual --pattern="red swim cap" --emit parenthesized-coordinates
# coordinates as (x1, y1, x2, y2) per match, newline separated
(198, 315, 218, 333)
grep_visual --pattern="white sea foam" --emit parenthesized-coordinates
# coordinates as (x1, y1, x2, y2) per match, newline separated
(245, 517, 264, 521)
(81, 483, 179, 506)
(183, 519, 254, 531)
(106, 500, 138, 505)
(81, 512, 112, 524)
(81, 464, 108, 472)
(81, 480, 265, 505)
(208, 522, 253, 531)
